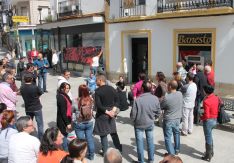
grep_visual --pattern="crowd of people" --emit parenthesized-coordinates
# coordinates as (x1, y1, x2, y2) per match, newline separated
(0, 50, 219, 163)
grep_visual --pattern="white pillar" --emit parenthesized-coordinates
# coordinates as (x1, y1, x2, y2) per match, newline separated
(21, 36, 26, 57)
(32, 28, 36, 48)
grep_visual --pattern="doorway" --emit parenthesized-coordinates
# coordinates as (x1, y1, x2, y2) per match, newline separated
(131, 38, 148, 82)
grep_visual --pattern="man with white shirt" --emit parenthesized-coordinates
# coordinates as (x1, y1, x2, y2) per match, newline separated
(90, 49, 103, 76)
(181, 72, 197, 136)
(52, 50, 59, 75)
(8, 116, 40, 163)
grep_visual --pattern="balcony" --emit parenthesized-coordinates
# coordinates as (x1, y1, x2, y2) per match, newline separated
(58, 0, 82, 19)
(119, 0, 146, 17)
(157, 0, 233, 13)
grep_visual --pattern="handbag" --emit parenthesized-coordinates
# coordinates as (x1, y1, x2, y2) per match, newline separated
(217, 98, 231, 124)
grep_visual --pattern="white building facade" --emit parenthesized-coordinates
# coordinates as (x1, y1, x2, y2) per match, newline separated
(12, 0, 50, 57)
(106, 0, 234, 95)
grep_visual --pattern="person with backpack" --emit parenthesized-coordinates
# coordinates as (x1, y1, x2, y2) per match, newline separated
(73, 84, 95, 160)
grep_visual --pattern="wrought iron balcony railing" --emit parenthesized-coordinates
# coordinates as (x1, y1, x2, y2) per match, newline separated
(119, 0, 146, 17)
(58, 0, 82, 19)
(157, 0, 233, 13)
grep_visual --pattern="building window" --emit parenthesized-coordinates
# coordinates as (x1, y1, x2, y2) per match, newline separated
(21, 7, 28, 16)
(138, 0, 145, 5)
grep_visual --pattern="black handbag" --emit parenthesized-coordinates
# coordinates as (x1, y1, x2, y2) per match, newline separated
(217, 98, 231, 124)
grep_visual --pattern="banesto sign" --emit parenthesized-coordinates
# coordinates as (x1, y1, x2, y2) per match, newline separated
(178, 33, 212, 45)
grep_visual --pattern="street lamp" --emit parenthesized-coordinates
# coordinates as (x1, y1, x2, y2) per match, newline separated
(38, 7, 42, 24)
(37, 7, 43, 52)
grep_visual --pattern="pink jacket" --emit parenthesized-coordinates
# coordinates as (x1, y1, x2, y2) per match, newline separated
(132, 80, 144, 98)
(0, 82, 17, 110)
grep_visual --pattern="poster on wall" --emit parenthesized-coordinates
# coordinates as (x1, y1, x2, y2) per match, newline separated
(63, 46, 102, 65)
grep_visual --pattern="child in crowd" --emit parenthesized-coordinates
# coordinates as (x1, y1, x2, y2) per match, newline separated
(86, 72, 96, 95)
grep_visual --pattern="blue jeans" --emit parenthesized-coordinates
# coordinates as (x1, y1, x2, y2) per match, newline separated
(203, 119, 217, 145)
(135, 125, 154, 163)
(90, 66, 97, 75)
(38, 73, 47, 92)
(163, 119, 180, 155)
(62, 136, 69, 152)
(74, 121, 95, 160)
(26, 110, 44, 140)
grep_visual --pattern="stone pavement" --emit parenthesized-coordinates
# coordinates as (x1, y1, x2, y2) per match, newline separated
(0, 47, 8, 58)
(15, 71, 234, 163)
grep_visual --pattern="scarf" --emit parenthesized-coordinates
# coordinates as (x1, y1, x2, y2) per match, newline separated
(61, 94, 72, 118)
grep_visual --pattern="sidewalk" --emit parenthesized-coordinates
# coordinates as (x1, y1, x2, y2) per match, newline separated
(14, 74, 234, 163)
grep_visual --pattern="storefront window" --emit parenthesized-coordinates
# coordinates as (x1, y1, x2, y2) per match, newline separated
(177, 33, 212, 67)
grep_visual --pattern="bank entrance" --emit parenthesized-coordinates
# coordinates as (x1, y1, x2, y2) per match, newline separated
(174, 29, 216, 71)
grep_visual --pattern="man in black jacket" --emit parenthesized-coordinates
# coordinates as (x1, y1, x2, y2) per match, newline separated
(93, 75, 122, 155)
(20, 73, 44, 140)
(193, 65, 208, 124)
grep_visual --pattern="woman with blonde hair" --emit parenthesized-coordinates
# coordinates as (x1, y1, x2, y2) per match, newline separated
(0, 110, 17, 163)
(173, 72, 185, 91)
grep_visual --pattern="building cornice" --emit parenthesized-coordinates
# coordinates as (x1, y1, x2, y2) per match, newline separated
(107, 7, 234, 24)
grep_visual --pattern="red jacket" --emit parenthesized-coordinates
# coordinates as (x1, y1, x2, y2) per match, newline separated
(206, 69, 215, 86)
(201, 93, 219, 121)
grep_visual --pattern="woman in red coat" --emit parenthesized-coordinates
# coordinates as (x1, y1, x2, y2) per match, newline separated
(200, 85, 219, 162)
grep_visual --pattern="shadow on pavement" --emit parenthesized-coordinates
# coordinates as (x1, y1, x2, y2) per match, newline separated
(157, 140, 203, 160)
(116, 115, 132, 125)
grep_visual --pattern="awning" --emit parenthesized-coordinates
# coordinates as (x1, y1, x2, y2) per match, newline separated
(36, 16, 104, 30)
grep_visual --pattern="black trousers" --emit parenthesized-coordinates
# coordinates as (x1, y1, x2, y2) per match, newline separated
(100, 132, 122, 154)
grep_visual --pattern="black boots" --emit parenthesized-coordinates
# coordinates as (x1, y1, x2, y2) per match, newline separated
(201, 143, 213, 162)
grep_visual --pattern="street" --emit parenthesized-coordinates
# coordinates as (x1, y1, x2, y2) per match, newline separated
(15, 71, 234, 163)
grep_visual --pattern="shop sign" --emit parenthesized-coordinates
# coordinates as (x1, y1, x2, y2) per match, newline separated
(64, 46, 102, 64)
(12, 16, 29, 23)
(178, 33, 212, 45)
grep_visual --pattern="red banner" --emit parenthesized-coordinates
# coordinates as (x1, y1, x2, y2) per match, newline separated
(63, 47, 102, 64)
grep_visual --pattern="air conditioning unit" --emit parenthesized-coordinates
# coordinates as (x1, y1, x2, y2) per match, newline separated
(124, 8, 132, 16)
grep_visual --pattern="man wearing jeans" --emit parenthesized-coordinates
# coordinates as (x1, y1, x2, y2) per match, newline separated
(20, 73, 44, 140)
(161, 80, 183, 155)
(34, 53, 49, 93)
(130, 80, 161, 163)
(193, 65, 207, 124)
